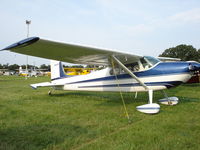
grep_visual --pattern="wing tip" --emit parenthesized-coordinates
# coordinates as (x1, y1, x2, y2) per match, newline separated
(1, 36, 40, 51)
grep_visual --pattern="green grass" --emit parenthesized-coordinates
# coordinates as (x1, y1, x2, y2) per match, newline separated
(0, 76, 200, 150)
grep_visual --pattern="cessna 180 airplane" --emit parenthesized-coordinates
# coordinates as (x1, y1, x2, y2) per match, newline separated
(2, 37, 200, 114)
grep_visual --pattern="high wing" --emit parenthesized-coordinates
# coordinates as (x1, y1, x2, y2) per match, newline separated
(1, 37, 142, 65)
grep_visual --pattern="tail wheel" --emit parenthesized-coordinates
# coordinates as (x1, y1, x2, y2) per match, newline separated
(48, 90, 52, 95)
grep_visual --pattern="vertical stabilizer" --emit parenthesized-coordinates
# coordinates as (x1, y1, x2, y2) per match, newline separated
(50, 60, 67, 80)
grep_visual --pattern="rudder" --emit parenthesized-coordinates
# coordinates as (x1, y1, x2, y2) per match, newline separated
(50, 60, 67, 80)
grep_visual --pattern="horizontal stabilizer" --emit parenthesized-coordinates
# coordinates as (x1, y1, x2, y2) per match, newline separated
(30, 82, 63, 89)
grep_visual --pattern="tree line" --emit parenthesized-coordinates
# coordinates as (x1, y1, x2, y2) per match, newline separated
(159, 44, 200, 62)
(0, 64, 48, 71)
(0, 64, 85, 71)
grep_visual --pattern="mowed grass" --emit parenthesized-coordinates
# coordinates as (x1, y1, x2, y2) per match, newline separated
(0, 76, 200, 150)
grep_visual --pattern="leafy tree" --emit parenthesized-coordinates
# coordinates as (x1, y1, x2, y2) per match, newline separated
(198, 49, 200, 56)
(70, 65, 84, 68)
(63, 65, 69, 68)
(8, 64, 19, 71)
(40, 64, 48, 69)
(0, 64, 39, 71)
(20, 65, 35, 69)
(159, 44, 200, 62)
(85, 65, 96, 68)
(3, 63, 9, 69)
(40, 64, 50, 71)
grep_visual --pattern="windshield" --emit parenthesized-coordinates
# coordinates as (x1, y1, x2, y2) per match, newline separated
(143, 56, 160, 66)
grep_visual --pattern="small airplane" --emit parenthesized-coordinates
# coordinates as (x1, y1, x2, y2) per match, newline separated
(18, 66, 30, 77)
(18, 66, 49, 77)
(2, 37, 200, 114)
(64, 67, 96, 75)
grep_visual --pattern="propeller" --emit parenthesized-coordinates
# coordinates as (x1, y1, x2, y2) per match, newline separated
(189, 62, 200, 72)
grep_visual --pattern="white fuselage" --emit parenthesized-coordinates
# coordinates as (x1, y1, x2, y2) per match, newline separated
(52, 64, 192, 92)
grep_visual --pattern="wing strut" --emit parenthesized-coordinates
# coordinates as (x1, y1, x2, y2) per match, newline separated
(111, 55, 149, 91)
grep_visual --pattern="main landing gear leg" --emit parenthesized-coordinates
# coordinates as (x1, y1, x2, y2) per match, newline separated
(136, 89, 160, 114)
(134, 92, 138, 99)
(148, 89, 153, 104)
(159, 90, 179, 105)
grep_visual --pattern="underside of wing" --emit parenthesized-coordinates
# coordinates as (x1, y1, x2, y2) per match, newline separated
(2, 37, 142, 65)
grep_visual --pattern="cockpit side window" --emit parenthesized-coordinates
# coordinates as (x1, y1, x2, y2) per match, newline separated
(140, 57, 151, 69)
(140, 56, 160, 70)
(125, 62, 140, 72)
(109, 64, 124, 75)
(110, 56, 160, 75)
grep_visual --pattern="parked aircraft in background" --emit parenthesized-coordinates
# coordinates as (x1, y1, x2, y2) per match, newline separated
(18, 66, 50, 77)
(0, 69, 11, 75)
(2, 37, 200, 114)
(64, 68, 96, 75)
(18, 66, 33, 77)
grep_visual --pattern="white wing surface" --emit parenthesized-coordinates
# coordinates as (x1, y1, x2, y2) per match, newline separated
(157, 57, 181, 62)
(2, 37, 142, 65)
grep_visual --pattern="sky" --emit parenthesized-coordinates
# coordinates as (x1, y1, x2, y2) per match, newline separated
(1, 0, 200, 66)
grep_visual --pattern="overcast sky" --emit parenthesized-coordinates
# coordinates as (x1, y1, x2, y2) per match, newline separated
(1, 0, 200, 66)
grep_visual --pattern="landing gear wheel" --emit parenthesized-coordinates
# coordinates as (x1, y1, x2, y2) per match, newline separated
(159, 91, 179, 105)
(48, 90, 52, 95)
(136, 90, 160, 114)
(159, 97, 179, 105)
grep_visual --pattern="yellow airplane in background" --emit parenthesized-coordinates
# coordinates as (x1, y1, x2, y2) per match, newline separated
(64, 68, 96, 75)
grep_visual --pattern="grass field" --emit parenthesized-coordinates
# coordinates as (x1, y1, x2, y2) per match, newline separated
(0, 76, 200, 150)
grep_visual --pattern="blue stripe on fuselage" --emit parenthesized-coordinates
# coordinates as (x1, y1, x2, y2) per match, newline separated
(66, 62, 190, 84)
(78, 81, 183, 89)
